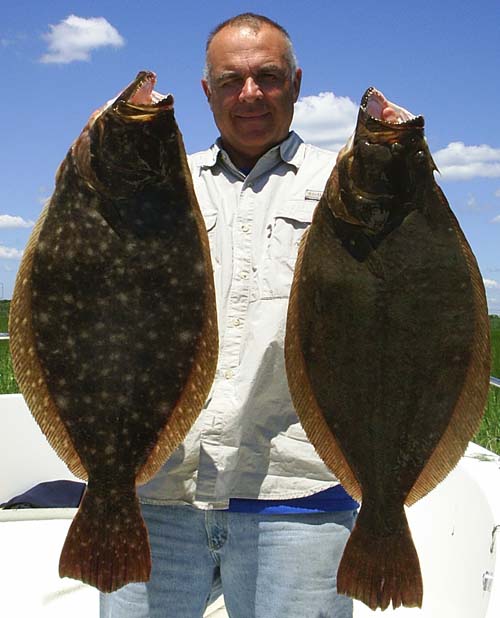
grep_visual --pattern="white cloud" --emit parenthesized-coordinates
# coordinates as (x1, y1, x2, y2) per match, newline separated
(484, 279, 500, 289)
(0, 214, 34, 229)
(491, 215, 500, 224)
(0, 245, 23, 260)
(40, 15, 125, 64)
(495, 189, 500, 198)
(292, 92, 357, 154)
(433, 142, 500, 181)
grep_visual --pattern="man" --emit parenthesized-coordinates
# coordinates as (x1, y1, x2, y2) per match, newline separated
(102, 13, 359, 618)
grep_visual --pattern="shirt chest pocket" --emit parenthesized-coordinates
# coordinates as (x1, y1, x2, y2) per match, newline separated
(259, 200, 316, 300)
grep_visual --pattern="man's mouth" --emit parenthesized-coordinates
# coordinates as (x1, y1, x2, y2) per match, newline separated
(234, 110, 271, 119)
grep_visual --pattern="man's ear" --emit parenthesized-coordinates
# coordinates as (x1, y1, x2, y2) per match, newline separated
(201, 79, 211, 105)
(293, 68, 302, 103)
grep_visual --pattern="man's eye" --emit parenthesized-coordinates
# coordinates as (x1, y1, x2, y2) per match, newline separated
(219, 78, 242, 89)
(260, 73, 279, 83)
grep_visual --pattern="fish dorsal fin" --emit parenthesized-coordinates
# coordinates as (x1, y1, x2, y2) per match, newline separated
(10, 199, 87, 480)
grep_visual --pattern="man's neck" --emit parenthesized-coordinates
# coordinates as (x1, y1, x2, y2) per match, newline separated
(220, 142, 262, 172)
(220, 136, 288, 173)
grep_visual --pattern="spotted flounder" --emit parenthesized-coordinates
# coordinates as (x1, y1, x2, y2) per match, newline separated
(9, 71, 218, 592)
(285, 87, 490, 610)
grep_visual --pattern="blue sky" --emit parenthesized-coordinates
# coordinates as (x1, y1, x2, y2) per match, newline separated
(1, 0, 499, 313)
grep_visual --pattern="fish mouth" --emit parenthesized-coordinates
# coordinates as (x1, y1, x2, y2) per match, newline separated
(360, 87, 423, 127)
(335, 88, 429, 232)
(112, 70, 174, 116)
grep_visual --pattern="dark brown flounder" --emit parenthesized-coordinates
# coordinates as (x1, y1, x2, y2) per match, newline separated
(285, 87, 490, 610)
(9, 71, 218, 592)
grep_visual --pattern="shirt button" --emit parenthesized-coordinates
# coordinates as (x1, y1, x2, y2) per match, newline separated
(224, 369, 234, 379)
(241, 224, 250, 233)
(233, 318, 242, 327)
(239, 271, 248, 280)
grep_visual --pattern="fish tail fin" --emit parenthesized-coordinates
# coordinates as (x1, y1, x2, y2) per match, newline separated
(337, 505, 422, 610)
(59, 484, 151, 592)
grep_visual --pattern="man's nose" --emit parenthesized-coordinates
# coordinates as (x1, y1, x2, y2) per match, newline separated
(239, 77, 263, 102)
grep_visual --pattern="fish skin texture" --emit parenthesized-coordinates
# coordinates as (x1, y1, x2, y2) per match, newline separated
(9, 71, 218, 592)
(285, 87, 490, 610)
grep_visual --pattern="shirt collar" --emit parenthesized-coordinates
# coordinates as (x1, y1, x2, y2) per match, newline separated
(198, 131, 306, 174)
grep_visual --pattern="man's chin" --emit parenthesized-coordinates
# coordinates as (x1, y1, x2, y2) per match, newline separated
(232, 124, 278, 148)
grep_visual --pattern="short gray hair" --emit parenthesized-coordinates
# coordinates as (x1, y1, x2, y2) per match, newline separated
(203, 13, 298, 86)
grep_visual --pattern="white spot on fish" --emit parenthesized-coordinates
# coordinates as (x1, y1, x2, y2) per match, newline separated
(39, 312, 50, 324)
(56, 395, 69, 409)
(178, 331, 193, 342)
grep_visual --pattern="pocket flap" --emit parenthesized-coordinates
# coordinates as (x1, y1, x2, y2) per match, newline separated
(273, 200, 316, 224)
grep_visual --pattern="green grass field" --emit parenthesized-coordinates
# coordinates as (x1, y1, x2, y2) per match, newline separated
(0, 301, 18, 393)
(1, 300, 499, 453)
(476, 315, 500, 453)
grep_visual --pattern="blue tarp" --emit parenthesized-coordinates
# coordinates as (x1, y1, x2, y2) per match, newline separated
(0, 480, 85, 509)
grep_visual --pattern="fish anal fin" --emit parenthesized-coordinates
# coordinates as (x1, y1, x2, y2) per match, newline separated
(59, 483, 150, 592)
(337, 505, 422, 610)
(285, 230, 361, 502)
(10, 201, 87, 480)
(406, 236, 490, 506)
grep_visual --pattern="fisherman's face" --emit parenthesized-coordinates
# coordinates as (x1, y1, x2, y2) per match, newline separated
(202, 24, 302, 169)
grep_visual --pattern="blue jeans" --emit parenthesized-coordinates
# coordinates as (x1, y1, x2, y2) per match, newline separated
(100, 503, 356, 618)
